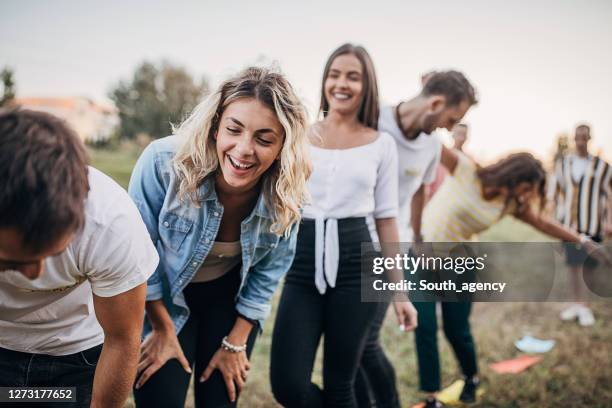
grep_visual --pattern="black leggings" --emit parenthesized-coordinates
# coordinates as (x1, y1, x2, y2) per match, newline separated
(355, 302, 400, 408)
(270, 218, 382, 407)
(133, 266, 257, 408)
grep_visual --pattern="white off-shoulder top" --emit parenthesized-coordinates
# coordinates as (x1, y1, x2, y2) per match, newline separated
(303, 132, 399, 294)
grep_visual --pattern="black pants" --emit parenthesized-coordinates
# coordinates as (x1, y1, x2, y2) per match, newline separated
(414, 301, 477, 392)
(355, 301, 400, 408)
(133, 266, 258, 408)
(0, 344, 102, 408)
(270, 218, 382, 407)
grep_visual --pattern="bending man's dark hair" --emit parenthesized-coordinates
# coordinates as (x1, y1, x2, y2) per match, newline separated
(0, 109, 90, 251)
(421, 70, 478, 107)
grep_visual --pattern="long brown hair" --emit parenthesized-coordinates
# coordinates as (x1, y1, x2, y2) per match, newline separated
(318, 43, 380, 129)
(477, 152, 546, 210)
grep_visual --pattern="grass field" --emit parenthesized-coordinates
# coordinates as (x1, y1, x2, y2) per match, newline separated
(90, 146, 612, 408)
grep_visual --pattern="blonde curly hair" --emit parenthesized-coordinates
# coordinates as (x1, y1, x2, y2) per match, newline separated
(173, 66, 311, 237)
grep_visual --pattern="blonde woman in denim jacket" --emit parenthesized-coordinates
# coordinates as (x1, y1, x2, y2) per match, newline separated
(128, 67, 311, 407)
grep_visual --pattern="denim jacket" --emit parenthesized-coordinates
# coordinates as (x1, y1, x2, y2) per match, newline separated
(128, 136, 299, 335)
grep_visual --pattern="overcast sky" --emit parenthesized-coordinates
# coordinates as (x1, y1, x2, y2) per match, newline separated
(2, 0, 611, 162)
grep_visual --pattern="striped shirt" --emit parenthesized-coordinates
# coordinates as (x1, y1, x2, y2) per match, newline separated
(553, 153, 611, 238)
(423, 153, 510, 242)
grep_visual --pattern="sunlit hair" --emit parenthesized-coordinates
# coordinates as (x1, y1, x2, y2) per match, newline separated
(319, 43, 380, 129)
(173, 66, 311, 237)
(477, 152, 546, 211)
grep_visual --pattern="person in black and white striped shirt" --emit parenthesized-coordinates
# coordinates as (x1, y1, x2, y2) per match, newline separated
(552, 124, 612, 326)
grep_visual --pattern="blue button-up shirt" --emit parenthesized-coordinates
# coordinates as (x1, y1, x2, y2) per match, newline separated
(128, 136, 299, 335)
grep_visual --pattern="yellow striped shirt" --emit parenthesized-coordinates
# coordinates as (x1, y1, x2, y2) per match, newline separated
(423, 153, 508, 242)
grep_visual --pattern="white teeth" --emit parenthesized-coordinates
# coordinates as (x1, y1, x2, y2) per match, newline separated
(333, 93, 351, 100)
(228, 155, 254, 170)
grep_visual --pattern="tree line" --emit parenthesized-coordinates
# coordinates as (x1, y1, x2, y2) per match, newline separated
(1, 61, 209, 141)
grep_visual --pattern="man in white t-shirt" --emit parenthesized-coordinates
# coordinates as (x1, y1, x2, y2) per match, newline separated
(0, 110, 159, 407)
(380, 71, 477, 241)
(358, 71, 478, 408)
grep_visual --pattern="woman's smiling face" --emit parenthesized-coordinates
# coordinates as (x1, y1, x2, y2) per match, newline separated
(215, 97, 284, 193)
(324, 53, 364, 116)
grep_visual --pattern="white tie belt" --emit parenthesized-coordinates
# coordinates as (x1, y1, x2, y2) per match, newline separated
(303, 210, 339, 295)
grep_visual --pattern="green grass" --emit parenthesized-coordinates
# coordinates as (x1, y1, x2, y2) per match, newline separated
(88, 143, 141, 189)
(480, 216, 555, 243)
(91, 145, 612, 407)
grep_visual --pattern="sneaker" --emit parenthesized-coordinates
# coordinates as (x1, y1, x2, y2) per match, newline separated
(424, 397, 444, 408)
(577, 306, 595, 326)
(459, 376, 480, 403)
(560, 304, 580, 321)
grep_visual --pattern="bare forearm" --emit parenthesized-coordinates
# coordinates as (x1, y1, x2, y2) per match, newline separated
(540, 219, 580, 242)
(376, 217, 400, 250)
(91, 336, 141, 408)
(376, 218, 407, 301)
(531, 215, 580, 242)
(411, 186, 425, 240)
(91, 284, 147, 407)
(146, 299, 174, 332)
(226, 316, 254, 345)
(440, 145, 459, 174)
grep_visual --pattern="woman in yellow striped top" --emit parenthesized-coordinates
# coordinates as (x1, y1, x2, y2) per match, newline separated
(424, 154, 506, 242)
(416, 148, 601, 407)
(424, 148, 599, 243)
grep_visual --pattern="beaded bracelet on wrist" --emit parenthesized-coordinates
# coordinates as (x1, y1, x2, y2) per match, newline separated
(221, 336, 247, 353)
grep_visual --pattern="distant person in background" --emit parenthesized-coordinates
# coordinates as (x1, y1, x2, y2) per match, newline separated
(417, 146, 605, 408)
(553, 124, 611, 326)
(357, 71, 478, 408)
(426, 123, 471, 201)
(452, 123, 468, 152)
(0, 109, 158, 408)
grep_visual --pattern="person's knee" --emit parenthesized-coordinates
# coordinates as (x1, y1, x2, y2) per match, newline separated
(270, 371, 310, 407)
(134, 388, 186, 408)
(322, 379, 355, 406)
(271, 383, 310, 407)
(442, 322, 471, 344)
(133, 360, 191, 408)
(360, 340, 383, 362)
(415, 318, 437, 338)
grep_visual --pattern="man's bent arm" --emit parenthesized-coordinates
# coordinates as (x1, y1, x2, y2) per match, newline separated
(411, 184, 426, 242)
(92, 283, 147, 408)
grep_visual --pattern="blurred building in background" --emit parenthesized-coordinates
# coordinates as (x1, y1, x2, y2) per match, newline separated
(14, 97, 119, 143)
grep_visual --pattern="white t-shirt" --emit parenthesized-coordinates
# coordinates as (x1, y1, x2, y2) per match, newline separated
(0, 167, 159, 356)
(304, 133, 399, 293)
(376, 105, 442, 240)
